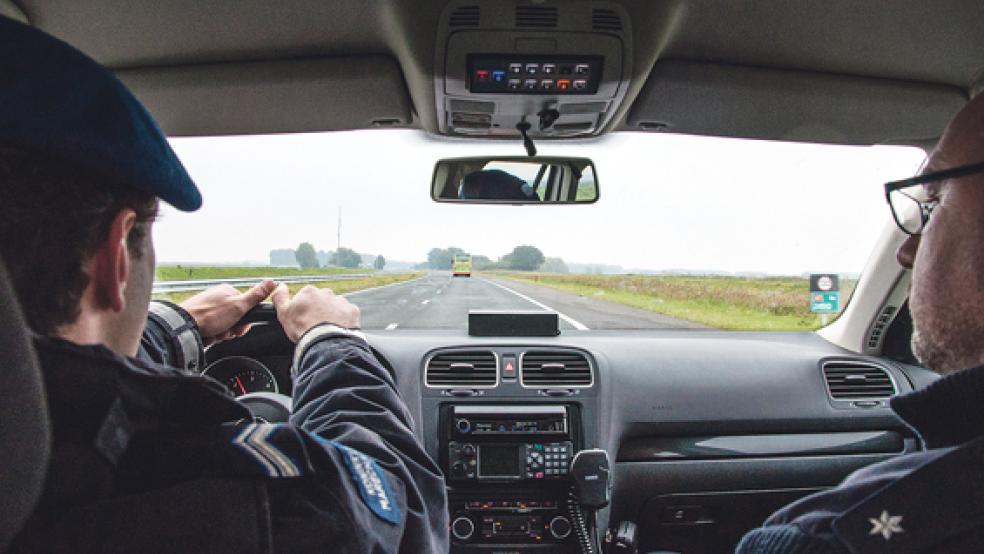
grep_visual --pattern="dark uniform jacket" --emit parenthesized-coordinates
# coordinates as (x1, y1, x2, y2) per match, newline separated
(737, 364, 984, 553)
(9, 302, 449, 553)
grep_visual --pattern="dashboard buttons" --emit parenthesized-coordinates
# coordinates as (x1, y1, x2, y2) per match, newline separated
(542, 64, 556, 75)
(540, 80, 555, 90)
(575, 64, 590, 75)
(507, 79, 521, 90)
(456, 418, 472, 433)
(491, 70, 506, 83)
(475, 69, 490, 82)
(452, 516, 477, 541)
(525, 63, 539, 74)
(557, 80, 571, 91)
(549, 516, 573, 539)
(573, 79, 588, 90)
(523, 79, 537, 90)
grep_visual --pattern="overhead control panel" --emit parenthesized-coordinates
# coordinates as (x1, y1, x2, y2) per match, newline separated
(434, 2, 632, 139)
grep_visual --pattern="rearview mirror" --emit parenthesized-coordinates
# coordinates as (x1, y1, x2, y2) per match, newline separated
(431, 156, 599, 204)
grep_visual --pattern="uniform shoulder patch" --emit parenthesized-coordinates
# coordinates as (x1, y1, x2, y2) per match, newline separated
(230, 423, 304, 478)
(316, 437, 402, 525)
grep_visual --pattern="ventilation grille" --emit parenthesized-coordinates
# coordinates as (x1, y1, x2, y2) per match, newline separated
(521, 351, 592, 387)
(516, 5, 558, 28)
(823, 362, 896, 399)
(449, 5, 480, 27)
(426, 351, 497, 387)
(592, 8, 622, 32)
(866, 306, 897, 349)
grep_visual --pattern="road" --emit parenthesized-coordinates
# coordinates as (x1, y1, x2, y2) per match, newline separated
(346, 273, 707, 330)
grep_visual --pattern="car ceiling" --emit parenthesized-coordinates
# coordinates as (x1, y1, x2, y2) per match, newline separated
(7, 0, 984, 144)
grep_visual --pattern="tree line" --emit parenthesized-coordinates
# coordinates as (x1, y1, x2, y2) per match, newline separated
(270, 243, 385, 270)
(423, 245, 569, 273)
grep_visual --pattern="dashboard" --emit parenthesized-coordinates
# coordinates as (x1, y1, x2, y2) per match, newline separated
(205, 323, 936, 553)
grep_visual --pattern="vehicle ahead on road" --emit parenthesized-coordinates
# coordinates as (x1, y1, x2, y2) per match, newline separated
(10, 2, 981, 553)
(452, 255, 472, 277)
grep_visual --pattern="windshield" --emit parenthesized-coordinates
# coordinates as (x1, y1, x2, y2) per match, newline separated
(153, 130, 924, 331)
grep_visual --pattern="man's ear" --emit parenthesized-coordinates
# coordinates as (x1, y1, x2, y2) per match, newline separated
(88, 209, 137, 313)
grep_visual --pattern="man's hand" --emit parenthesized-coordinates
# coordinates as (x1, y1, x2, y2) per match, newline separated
(179, 280, 277, 345)
(270, 284, 361, 343)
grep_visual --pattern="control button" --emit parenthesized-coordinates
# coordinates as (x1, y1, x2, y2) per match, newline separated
(525, 63, 539, 74)
(452, 516, 476, 541)
(542, 64, 556, 75)
(557, 80, 571, 91)
(534, 443, 544, 450)
(575, 64, 590, 75)
(462, 444, 476, 457)
(456, 419, 472, 434)
(509, 63, 523, 74)
(559, 65, 573, 75)
(573, 79, 588, 90)
(523, 79, 537, 90)
(540, 80, 555, 90)
(502, 355, 517, 378)
(475, 70, 490, 82)
(491, 70, 506, 83)
(451, 461, 468, 476)
(535, 471, 544, 479)
(550, 516, 573, 539)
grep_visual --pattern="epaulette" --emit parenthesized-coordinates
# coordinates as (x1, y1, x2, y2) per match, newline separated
(832, 435, 984, 553)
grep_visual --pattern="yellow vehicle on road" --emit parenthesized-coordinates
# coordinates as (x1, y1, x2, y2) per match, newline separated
(452, 255, 472, 277)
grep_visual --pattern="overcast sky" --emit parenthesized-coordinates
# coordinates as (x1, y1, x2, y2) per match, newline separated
(155, 130, 925, 275)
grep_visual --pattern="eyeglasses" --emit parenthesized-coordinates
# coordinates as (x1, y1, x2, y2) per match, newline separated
(885, 161, 984, 235)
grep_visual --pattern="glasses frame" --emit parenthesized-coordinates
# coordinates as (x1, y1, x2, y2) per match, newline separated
(885, 161, 984, 235)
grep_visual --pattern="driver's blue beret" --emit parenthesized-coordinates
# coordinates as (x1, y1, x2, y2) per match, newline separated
(0, 16, 202, 211)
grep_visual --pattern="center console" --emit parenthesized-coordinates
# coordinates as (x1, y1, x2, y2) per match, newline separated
(441, 404, 582, 550)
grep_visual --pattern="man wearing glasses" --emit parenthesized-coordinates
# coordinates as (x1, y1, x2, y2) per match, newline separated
(738, 93, 984, 553)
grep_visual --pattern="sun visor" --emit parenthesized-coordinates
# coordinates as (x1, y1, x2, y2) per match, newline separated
(625, 61, 967, 145)
(118, 56, 411, 136)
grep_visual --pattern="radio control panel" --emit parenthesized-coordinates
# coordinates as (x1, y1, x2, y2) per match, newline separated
(448, 440, 573, 481)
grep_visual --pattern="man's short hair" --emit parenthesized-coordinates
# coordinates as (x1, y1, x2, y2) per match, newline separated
(0, 147, 159, 335)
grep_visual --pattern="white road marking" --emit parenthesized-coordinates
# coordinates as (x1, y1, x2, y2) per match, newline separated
(343, 276, 428, 297)
(480, 279, 589, 330)
(421, 299, 431, 305)
(385, 323, 398, 331)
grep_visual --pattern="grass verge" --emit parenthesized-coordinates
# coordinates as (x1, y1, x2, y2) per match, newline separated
(492, 272, 856, 331)
(153, 272, 423, 304)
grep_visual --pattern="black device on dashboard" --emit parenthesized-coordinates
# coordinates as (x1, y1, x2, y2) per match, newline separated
(443, 403, 580, 548)
(444, 405, 575, 482)
(468, 309, 560, 336)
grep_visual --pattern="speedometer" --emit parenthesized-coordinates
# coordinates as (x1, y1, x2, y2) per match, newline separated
(202, 356, 279, 397)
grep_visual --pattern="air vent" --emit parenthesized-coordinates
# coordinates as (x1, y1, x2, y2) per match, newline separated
(516, 5, 558, 28)
(521, 351, 592, 387)
(823, 361, 896, 399)
(866, 306, 897, 349)
(426, 351, 497, 388)
(449, 5, 480, 27)
(592, 8, 622, 32)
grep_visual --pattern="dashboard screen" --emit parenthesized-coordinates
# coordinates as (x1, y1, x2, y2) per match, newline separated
(479, 444, 521, 478)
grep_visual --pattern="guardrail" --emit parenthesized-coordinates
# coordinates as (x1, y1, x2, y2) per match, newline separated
(153, 273, 378, 294)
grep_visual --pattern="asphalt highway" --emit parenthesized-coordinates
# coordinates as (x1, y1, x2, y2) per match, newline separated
(345, 273, 707, 330)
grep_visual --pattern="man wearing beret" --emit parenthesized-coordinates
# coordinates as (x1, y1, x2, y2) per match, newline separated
(737, 93, 984, 552)
(0, 16, 447, 553)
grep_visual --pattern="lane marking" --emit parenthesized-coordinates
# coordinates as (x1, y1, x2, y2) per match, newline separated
(421, 299, 431, 305)
(343, 276, 429, 298)
(385, 323, 398, 331)
(480, 278, 589, 331)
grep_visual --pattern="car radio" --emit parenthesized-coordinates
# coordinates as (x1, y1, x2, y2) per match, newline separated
(443, 405, 577, 482)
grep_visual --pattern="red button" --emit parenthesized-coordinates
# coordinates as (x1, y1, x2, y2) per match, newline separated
(535, 471, 544, 479)
(475, 70, 490, 82)
(557, 79, 571, 91)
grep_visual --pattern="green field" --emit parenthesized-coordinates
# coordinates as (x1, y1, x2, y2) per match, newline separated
(153, 270, 422, 304)
(155, 265, 366, 281)
(494, 272, 856, 331)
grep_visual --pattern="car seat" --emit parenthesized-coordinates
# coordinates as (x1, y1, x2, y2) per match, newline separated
(0, 258, 50, 550)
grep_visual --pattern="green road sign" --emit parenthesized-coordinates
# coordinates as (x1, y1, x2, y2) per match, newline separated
(810, 291, 840, 313)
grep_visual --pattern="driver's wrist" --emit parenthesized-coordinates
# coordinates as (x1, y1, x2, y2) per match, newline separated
(292, 323, 368, 373)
